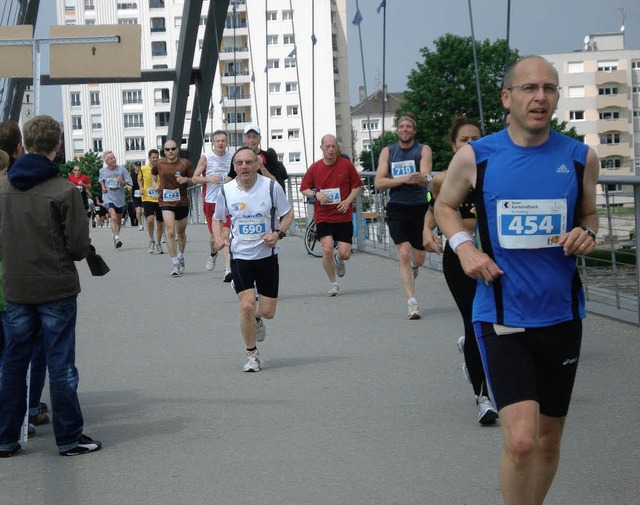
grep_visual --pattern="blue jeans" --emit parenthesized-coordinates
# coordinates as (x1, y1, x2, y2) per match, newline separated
(0, 297, 84, 452)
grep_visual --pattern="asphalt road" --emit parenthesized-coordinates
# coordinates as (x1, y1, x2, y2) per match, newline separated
(2, 223, 638, 505)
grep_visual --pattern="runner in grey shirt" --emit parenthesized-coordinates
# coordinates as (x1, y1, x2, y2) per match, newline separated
(99, 150, 132, 248)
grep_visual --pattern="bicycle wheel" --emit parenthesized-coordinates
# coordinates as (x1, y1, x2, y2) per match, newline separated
(304, 220, 323, 258)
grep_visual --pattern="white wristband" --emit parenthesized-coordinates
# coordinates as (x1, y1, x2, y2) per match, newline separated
(448, 231, 473, 254)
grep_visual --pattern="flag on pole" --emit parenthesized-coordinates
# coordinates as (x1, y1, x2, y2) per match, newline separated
(251, 73, 255, 83)
(311, 34, 317, 45)
(352, 8, 363, 26)
(288, 48, 297, 58)
(376, 0, 386, 13)
(264, 64, 268, 73)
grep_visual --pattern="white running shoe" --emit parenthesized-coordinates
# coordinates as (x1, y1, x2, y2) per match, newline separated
(477, 395, 498, 425)
(138, 225, 144, 231)
(243, 352, 262, 372)
(178, 257, 185, 274)
(408, 301, 421, 320)
(334, 248, 346, 277)
(170, 264, 181, 277)
(256, 317, 266, 342)
(147, 240, 155, 254)
(206, 253, 217, 271)
(156, 242, 163, 254)
(457, 336, 465, 354)
(327, 284, 339, 297)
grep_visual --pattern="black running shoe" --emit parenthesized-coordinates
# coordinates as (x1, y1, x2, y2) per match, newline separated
(0, 443, 22, 458)
(59, 435, 102, 456)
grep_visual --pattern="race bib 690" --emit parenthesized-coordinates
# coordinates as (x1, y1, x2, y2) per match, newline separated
(237, 217, 268, 240)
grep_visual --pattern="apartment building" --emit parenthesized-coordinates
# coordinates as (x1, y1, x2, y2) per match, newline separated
(350, 87, 403, 169)
(543, 32, 640, 205)
(56, 0, 350, 173)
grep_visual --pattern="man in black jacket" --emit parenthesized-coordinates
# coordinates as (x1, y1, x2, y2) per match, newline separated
(0, 115, 102, 458)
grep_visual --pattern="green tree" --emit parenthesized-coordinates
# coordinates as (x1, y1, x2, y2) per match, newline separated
(358, 130, 398, 171)
(398, 33, 518, 170)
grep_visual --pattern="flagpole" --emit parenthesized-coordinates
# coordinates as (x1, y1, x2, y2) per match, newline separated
(380, 0, 387, 148)
(503, 0, 511, 77)
(311, 0, 316, 161)
(353, 1, 375, 171)
(467, 0, 485, 133)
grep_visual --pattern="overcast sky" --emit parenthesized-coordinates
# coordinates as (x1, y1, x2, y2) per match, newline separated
(346, 0, 640, 103)
(35, 0, 640, 115)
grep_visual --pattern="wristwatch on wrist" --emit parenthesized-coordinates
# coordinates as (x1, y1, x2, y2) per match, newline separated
(311, 188, 317, 197)
(581, 226, 596, 241)
(276, 229, 286, 239)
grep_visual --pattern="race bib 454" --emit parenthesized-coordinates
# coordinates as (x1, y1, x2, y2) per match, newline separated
(497, 199, 567, 249)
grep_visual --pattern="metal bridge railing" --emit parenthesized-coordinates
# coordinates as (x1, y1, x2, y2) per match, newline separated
(188, 173, 639, 325)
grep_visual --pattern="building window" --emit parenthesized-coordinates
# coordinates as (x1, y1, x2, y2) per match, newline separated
(118, 18, 138, 24)
(600, 158, 622, 169)
(285, 82, 297, 93)
(361, 119, 380, 131)
(567, 61, 584, 73)
(282, 10, 293, 20)
(73, 139, 84, 154)
(597, 60, 619, 72)
(226, 112, 246, 123)
(633, 86, 640, 94)
(286, 105, 299, 116)
(124, 113, 144, 128)
(152, 64, 167, 69)
(568, 86, 585, 98)
(90, 91, 100, 106)
(599, 110, 620, 120)
(632, 60, 640, 69)
(269, 83, 281, 94)
(289, 152, 301, 163)
(122, 89, 143, 104)
(270, 106, 282, 117)
(117, 2, 138, 9)
(72, 116, 83, 130)
(228, 132, 243, 147)
(125, 137, 145, 151)
(599, 86, 619, 95)
(267, 35, 278, 45)
(600, 133, 621, 145)
(283, 34, 295, 45)
(91, 114, 102, 130)
(154, 88, 170, 104)
(604, 184, 622, 193)
(225, 85, 242, 99)
(199, 16, 207, 26)
(149, 0, 164, 8)
(266, 10, 277, 21)
(84, 0, 95, 9)
(151, 41, 167, 56)
(569, 111, 585, 121)
(267, 59, 279, 69)
(150, 17, 166, 32)
(155, 112, 170, 127)
(93, 139, 103, 152)
(70, 92, 81, 107)
(174, 16, 181, 27)
(284, 58, 296, 68)
(85, 20, 95, 25)
(271, 130, 283, 141)
(288, 129, 299, 139)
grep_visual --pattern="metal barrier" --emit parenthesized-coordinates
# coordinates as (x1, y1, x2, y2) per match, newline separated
(190, 173, 639, 325)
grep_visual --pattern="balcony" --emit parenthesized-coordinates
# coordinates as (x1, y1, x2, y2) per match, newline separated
(597, 142, 630, 159)
(220, 70, 251, 84)
(596, 94, 628, 109)
(596, 69, 627, 86)
(597, 118, 628, 134)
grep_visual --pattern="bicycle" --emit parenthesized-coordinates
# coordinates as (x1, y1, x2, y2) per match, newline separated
(304, 218, 323, 258)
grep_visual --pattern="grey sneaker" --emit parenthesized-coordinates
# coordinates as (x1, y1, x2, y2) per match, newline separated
(147, 240, 155, 254)
(256, 317, 266, 342)
(243, 352, 262, 372)
(156, 242, 163, 254)
(114, 237, 122, 249)
(477, 395, 498, 425)
(412, 265, 420, 279)
(408, 301, 421, 320)
(178, 257, 185, 274)
(206, 252, 217, 271)
(170, 264, 182, 277)
(334, 248, 346, 277)
(457, 336, 465, 354)
(327, 284, 339, 297)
